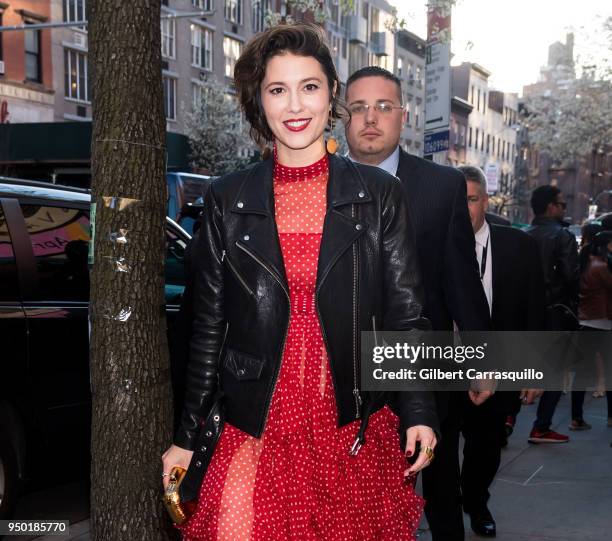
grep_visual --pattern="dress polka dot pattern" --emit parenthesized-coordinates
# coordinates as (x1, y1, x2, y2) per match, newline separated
(179, 153, 424, 540)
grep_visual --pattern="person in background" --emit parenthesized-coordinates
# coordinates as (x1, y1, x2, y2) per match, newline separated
(459, 165, 546, 538)
(344, 66, 491, 541)
(573, 226, 612, 429)
(526, 185, 579, 444)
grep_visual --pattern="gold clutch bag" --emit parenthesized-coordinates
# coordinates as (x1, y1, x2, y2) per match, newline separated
(163, 466, 197, 525)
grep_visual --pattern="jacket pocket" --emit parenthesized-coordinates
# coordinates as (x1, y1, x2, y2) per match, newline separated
(223, 348, 265, 381)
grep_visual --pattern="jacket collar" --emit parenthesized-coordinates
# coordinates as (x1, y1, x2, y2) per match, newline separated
(531, 216, 562, 226)
(396, 147, 420, 180)
(230, 153, 371, 216)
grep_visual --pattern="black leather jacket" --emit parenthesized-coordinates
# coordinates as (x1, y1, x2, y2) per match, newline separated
(527, 217, 579, 310)
(174, 155, 439, 451)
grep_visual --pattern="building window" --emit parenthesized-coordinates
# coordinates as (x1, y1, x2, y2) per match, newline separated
(475, 128, 479, 150)
(415, 65, 422, 84)
(468, 126, 472, 147)
(192, 82, 205, 109)
(415, 103, 420, 128)
(476, 89, 480, 113)
(163, 76, 176, 120)
(161, 17, 175, 59)
(64, 49, 89, 102)
(482, 92, 487, 112)
(470, 85, 474, 104)
(225, 0, 243, 24)
(224, 36, 242, 78)
(342, 37, 347, 59)
(362, 1, 369, 19)
(397, 57, 403, 78)
(25, 24, 41, 83)
(193, 0, 213, 9)
(63, 0, 86, 23)
(486, 134, 490, 153)
(191, 25, 213, 70)
(252, 1, 271, 33)
(481, 131, 485, 151)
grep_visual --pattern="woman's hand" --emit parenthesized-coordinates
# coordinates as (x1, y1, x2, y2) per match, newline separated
(161, 444, 194, 490)
(404, 425, 437, 478)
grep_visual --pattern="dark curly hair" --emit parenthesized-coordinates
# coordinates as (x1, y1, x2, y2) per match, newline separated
(234, 23, 343, 148)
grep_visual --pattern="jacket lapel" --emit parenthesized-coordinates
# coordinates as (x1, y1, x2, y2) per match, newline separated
(490, 224, 502, 319)
(229, 155, 372, 293)
(231, 158, 288, 289)
(316, 155, 370, 291)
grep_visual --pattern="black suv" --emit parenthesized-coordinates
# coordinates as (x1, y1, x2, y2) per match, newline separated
(0, 178, 191, 518)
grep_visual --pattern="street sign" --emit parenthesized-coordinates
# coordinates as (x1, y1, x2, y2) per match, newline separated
(424, 130, 450, 154)
(425, 1, 451, 136)
(485, 163, 499, 193)
(425, 42, 451, 132)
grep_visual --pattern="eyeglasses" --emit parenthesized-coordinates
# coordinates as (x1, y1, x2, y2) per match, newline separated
(348, 102, 404, 115)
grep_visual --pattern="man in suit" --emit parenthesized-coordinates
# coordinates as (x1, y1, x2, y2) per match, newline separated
(344, 66, 492, 541)
(458, 165, 546, 537)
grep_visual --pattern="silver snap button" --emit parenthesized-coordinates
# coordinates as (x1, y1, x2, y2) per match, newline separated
(237, 369, 245, 376)
(195, 461, 202, 467)
(200, 445, 207, 453)
(356, 224, 363, 230)
(243, 235, 250, 241)
(213, 415, 220, 422)
(358, 191, 365, 198)
(205, 430, 212, 437)
(237, 201, 244, 208)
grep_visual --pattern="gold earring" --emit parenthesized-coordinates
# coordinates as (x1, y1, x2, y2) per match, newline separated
(326, 107, 338, 154)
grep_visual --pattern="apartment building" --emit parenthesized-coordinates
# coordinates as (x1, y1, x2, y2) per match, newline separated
(0, 0, 55, 123)
(452, 62, 518, 193)
(394, 29, 425, 157)
(4, 0, 405, 136)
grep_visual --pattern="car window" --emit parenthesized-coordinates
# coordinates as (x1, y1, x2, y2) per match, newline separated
(0, 203, 20, 302)
(166, 226, 187, 304)
(20, 204, 91, 302)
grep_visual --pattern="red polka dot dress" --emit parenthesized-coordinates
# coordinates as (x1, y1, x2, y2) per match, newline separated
(179, 153, 424, 541)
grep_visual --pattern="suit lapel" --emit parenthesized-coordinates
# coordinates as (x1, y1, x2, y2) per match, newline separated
(490, 224, 503, 320)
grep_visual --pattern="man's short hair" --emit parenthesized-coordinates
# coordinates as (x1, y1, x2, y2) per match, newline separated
(531, 185, 561, 215)
(346, 66, 403, 103)
(457, 165, 487, 194)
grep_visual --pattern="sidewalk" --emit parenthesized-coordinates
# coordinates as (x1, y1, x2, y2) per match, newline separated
(14, 393, 612, 541)
(417, 392, 612, 540)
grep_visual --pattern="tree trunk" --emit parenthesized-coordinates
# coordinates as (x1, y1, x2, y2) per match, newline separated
(89, 2, 174, 539)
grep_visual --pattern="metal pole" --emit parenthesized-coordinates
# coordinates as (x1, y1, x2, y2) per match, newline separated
(0, 10, 214, 32)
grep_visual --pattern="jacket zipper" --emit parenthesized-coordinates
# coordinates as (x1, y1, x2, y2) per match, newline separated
(236, 241, 290, 434)
(351, 203, 362, 419)
(222, 249, 255, 297)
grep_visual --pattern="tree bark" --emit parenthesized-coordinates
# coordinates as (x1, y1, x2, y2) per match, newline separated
(89, 2, 174, 539)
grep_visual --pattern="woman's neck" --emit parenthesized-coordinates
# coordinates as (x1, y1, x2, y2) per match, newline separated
(275, 137, 326, 167)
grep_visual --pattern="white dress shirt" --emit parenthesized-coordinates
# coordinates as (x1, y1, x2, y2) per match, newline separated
(347, 146, 401, 177)
(475, 221, 493, 315)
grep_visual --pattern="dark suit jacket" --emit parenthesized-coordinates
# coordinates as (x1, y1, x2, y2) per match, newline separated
(490, 224, 546, 331)
(396, 149, 490, 332)
(396, 149, 491, 421)
(488, 224, 546, 415)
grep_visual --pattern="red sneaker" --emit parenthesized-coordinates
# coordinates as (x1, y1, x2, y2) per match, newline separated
(528, 428, 569, 443)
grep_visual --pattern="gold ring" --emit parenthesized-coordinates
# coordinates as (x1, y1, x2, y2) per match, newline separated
(423, 446, 435, 462)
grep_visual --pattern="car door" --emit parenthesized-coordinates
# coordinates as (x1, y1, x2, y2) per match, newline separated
(16, 198, 92, 481)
